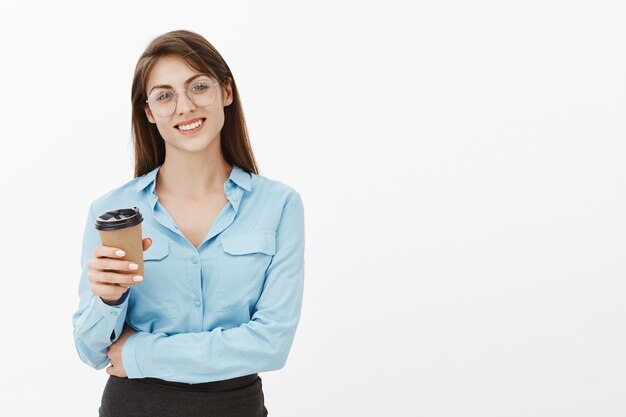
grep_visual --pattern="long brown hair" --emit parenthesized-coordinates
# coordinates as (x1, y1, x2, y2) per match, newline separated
(130, 30, 259, 178)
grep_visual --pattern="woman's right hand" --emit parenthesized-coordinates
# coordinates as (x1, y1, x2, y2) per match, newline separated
(86, 237, 153, 305)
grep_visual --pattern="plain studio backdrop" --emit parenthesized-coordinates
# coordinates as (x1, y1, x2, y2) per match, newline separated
(0, 1, 624, 416)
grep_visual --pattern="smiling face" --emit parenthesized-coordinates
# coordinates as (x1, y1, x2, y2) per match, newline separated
(144, 55, 233, 156)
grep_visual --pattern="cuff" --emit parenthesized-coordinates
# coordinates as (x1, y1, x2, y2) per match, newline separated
(92, 292, 130, 341)
(122, 331, 150, 378)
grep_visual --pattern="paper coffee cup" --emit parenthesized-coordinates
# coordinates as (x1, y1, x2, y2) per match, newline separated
(95, 207, 144, 287)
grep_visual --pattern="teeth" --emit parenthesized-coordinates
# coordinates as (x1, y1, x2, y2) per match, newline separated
(178, 119, 203, 131)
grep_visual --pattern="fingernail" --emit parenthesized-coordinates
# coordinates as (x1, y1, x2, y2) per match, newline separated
(133, 275, 143, 282)
(129, 263, 139, 270)
(115, 250, 125, 257)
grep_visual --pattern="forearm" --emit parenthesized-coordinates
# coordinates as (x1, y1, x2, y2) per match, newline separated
(73, 292, 129, 369)
(122, 314, 300, 383)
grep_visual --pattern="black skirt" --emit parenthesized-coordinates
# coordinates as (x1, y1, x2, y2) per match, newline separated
(99, 374, 268, 417)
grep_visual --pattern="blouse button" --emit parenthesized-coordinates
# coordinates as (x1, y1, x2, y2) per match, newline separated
(191, 256, 198, 264)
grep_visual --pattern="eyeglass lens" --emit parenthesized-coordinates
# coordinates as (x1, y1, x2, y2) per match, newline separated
(147, 78, 218, 117)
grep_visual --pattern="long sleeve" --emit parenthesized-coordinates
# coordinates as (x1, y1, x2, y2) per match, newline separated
(122, 191, 305, 383)
(72, 201, 130, 369)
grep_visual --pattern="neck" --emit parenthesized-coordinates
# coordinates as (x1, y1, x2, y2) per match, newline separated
(156, 149, 232, 199)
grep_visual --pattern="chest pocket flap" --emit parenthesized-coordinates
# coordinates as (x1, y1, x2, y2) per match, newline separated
(220, 231, 276, 256)
(143, 240, 169, 260)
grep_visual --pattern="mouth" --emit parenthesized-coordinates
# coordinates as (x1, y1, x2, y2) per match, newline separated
(174, 117, 206, 133)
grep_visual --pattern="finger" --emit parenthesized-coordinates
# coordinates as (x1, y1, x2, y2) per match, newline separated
(94, 244, 127, 259)
(143, 237, 153, 252)
(91, 258, 139, 273)
(88, 270, 141, 286)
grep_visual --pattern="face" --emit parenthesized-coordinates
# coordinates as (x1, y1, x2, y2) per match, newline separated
(144, 55, 233, 155)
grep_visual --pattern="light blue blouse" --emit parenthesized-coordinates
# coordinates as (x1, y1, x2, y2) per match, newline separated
(72, 165, 305, 383)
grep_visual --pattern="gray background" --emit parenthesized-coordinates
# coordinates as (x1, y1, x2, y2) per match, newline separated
(0, 1, 624, 416)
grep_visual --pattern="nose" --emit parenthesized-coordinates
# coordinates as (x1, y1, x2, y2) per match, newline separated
(175, 90, 196, 114)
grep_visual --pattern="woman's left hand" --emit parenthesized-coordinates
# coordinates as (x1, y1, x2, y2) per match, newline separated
(106, 325, 137, 377)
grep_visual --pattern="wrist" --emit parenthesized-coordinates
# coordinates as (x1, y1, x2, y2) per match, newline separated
(101, 297, 122, 306)
(100, 291, 130, 306)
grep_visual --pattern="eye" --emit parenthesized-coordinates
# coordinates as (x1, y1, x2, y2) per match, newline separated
(191, 81, 210, 93)
(156, 90, 173, 101)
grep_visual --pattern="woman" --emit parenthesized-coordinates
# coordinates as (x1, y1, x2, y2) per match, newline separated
(72, 30, 305, 417)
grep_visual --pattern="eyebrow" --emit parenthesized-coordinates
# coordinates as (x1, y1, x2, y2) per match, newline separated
(148, 74, 210, 94)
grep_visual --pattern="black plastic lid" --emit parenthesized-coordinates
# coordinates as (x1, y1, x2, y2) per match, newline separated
(95, 207, 143, 231)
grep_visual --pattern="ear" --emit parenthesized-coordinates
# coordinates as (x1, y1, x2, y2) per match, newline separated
(145, 106, 156, 124)
(222, 78, 234, 107)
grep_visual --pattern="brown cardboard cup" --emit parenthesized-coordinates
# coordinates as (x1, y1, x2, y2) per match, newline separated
(95, 207, 144, 288)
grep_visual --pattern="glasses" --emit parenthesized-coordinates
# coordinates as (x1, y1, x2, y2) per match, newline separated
(146, 78, 220, 118)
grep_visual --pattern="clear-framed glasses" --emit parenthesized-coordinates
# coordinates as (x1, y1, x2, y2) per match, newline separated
(146, 77, 220, 118)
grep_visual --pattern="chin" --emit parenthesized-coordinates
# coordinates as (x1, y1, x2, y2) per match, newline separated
(167, 136, 217, 153)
